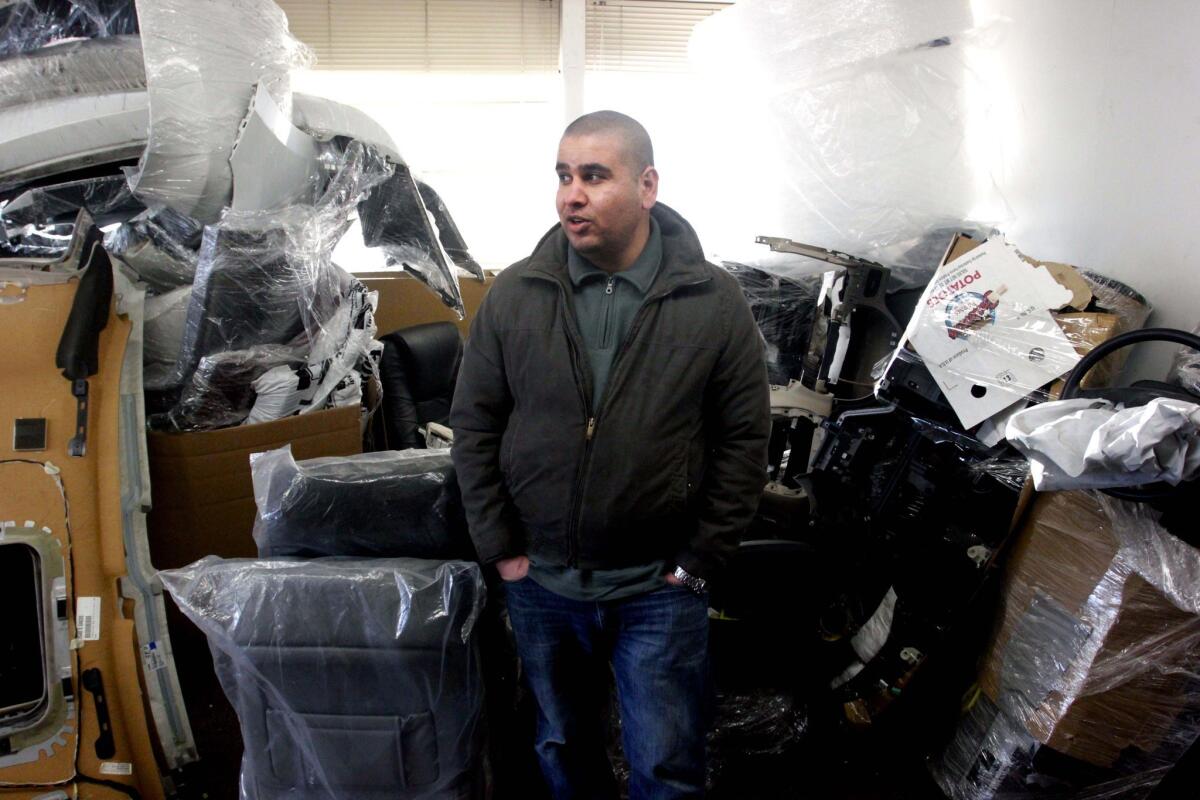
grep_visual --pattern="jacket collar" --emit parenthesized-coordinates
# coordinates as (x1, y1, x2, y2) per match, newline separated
(524, 203, 710, 297)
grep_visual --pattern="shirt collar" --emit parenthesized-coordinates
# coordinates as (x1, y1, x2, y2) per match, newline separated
(567, 216, 662, 294)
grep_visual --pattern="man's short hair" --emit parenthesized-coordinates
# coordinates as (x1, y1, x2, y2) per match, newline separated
(563, 110, 654, 173)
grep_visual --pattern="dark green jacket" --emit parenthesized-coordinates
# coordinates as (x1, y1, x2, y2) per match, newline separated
(450, 204, 770, 581)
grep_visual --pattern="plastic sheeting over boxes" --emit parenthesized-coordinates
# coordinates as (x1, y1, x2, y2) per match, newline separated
(933, 490, 1200, 799)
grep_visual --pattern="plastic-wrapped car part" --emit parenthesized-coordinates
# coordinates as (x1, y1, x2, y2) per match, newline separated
(725, 262, 819, 386)
(2, 174, 140, 227)
(159, 284, 379, 431)
(250, 445, 474, 561)
(0, 35, 144, 111)
(414, 180, 484, 282)
(160, 345, 304, 431)
(0, 0, 138, 60)
(358, 163, 465, 318)
(174, 140, 389, 385)
(105, 206, 202, 294)
(142, 284, 190, 391)
(1169, 325, 1200, 398)
(159, 557, 486, 800)
(129, 0, 312, 222)
(932, 490, 1200, 800)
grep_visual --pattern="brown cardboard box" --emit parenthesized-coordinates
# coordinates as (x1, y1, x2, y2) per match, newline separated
(941, 233, 1093, 311)
(363, 272, 493, 339)
(147, 405, 362, 568)
(978, 491, 1200, 768)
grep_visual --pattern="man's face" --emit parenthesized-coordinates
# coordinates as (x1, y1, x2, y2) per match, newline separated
(555, 132, 658, 263)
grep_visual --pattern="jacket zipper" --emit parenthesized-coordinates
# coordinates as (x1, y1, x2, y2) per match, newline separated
(564, 274, 710, 564)
(528, 269, 710, 568)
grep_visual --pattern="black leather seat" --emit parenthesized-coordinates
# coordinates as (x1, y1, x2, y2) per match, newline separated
(375, 322, 463, 450)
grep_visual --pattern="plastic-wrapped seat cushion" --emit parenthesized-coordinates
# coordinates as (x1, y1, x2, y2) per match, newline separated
(251, 445, 474, 560)
(159, 557, 486, 800)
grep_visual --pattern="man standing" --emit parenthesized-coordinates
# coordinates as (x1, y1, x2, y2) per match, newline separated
(451, 111, 770, 799)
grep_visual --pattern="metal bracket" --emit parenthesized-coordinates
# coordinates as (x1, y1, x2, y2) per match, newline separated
(68, 379, 88, 457)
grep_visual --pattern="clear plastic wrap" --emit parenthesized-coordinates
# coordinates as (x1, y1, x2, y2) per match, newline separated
(104, 206, 203, 294)
(128, 0, 313, 222)
(932, 490, 1200, 799)
(160, 345, 303, 431)
(706, 691, 810, 795)
(250, 445, 474, 561)
(689, 0, 1006, 267)
(1168, 324, 1200, 398)
(355, 163, 466, 318)
(174, 141, 387, 385)
(724, 261, 820, 385)
(0, 0, 138, 60)
(142, 283, 190, 391)
(2, 174, 140, 231)
(0, 35, 144, 111)
(159, 556, 486, 800)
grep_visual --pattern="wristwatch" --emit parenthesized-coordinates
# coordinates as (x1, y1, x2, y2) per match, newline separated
(672, 565, 707, 595)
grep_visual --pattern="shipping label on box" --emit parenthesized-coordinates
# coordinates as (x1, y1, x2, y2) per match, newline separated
(904, 239, 1082, 429)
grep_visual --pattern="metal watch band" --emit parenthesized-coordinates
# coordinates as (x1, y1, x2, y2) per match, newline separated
(672, 566, 707, 594)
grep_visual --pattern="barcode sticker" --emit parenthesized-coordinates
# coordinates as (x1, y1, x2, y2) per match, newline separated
(141, 641, 167, 672)
(76, 597, 101, 641)
(99, 762, 133, 776)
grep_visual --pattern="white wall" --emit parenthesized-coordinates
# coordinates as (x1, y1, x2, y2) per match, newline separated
(969, 0, 1200, 379)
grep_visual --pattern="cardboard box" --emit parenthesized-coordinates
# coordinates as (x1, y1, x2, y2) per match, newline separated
(363, 272, 492, 339)
(147, 405, 362, 568)
(978, 491, 1200, 768)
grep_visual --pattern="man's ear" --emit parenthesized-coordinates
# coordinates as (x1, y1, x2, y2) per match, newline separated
(640, 166, 659, 210)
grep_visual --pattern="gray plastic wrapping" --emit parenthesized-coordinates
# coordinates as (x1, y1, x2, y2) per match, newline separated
(142, 284, 190, 390)
(0, 35, 144, 111)
(105, 206, 203, 294)
(128, 0, 312, 222)
(932, 490, 1200, 799)
(159, 557, 486, 800)
(0, 0, 137, 60)
(251, 445, 474, 561)
(1168, 324, 1200, 398)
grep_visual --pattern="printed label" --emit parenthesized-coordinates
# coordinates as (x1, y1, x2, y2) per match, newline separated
(141, 641, 167, 672)
(99, 762, 134, 776)
(76, 597, 101, 641)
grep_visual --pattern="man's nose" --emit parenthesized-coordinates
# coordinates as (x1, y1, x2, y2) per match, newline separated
(562, 179, 587, 207)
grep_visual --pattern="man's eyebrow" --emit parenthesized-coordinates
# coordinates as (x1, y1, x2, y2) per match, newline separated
(555, 162, 614, 174)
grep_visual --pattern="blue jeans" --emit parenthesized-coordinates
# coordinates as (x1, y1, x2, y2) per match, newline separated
(504, 576, 710, 800)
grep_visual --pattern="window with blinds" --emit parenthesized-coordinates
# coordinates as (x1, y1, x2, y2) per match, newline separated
(585, 0, 731, 73)
(277, 0, 560, 72)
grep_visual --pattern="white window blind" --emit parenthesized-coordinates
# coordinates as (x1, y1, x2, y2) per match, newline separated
(585, 0, 730, 73)
(277, 0, 560, 72)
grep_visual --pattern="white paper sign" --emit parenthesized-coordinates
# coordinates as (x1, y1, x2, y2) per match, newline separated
(903, 239, 1081, 429)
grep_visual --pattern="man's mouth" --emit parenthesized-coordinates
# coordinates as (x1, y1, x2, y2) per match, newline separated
(565, 215, 591, 230)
